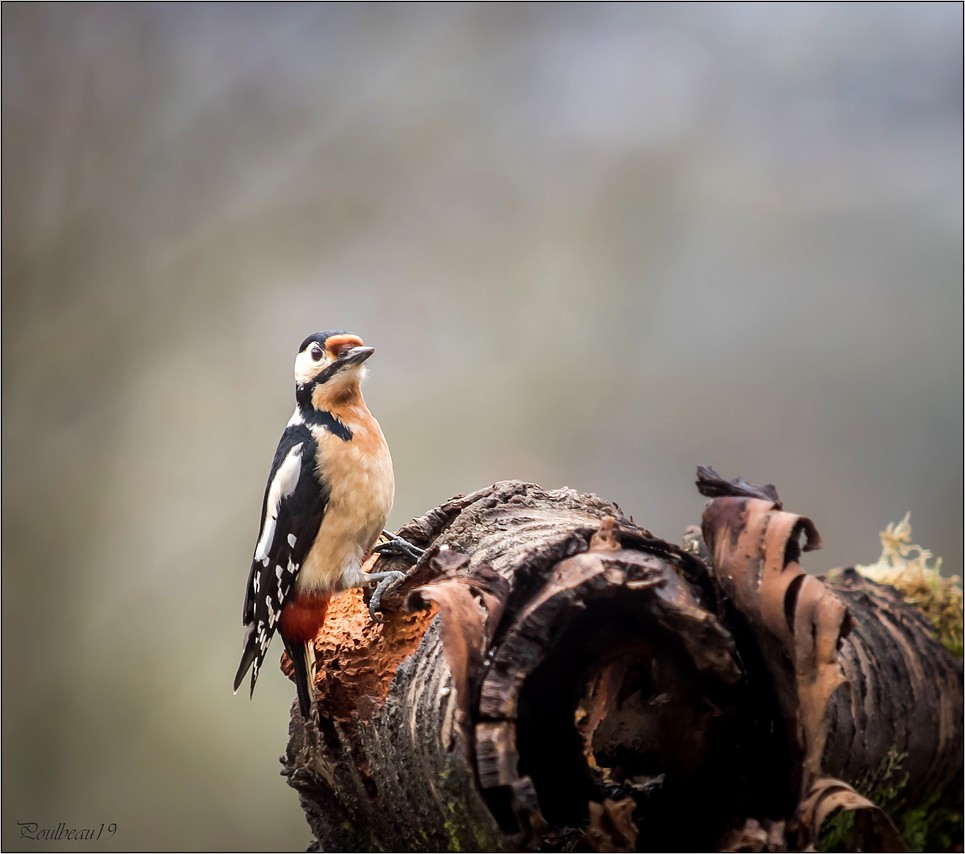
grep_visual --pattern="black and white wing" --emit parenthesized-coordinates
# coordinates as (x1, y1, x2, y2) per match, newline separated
(233, 422, 329, 696)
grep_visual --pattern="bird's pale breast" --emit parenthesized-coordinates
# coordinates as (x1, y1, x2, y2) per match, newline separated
(296, 407, 395, 594)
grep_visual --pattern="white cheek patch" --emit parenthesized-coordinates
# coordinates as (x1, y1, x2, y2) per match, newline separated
(294, 349, 332, 386)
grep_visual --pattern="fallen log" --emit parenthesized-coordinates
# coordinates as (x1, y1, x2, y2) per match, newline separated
(278, 477, 962, 851)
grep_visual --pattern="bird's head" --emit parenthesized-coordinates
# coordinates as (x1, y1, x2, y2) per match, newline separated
(294, 330, 374, 410)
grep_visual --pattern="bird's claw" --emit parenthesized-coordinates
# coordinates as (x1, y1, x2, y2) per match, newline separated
(368, 570, 407, 622)
(373, 535, 425, 563)
(367, 532, 424, 621)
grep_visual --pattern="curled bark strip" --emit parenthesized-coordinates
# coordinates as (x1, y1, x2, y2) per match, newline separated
(405, 549, 508, 752)
(700, 497, 840, 791)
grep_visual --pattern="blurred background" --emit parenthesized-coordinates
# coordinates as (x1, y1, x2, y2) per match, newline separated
(2, 3, 961, 850)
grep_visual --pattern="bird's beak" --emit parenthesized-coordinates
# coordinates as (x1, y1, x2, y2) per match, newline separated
(338, 345, 375, 367)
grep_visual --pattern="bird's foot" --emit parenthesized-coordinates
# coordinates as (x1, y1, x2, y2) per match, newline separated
(366, 570, 407, 622)
(374, 531, 425, 563)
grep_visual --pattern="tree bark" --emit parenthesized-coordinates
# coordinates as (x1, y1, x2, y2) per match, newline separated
(280, 479, 962, 852)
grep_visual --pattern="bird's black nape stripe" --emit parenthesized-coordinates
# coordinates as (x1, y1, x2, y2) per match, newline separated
(297, 402, 352, 441)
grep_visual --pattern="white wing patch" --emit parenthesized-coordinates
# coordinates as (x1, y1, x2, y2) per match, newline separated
(253, 442, 304, 561)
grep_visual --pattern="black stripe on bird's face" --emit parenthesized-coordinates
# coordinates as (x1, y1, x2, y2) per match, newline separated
(298, 349, 373, 387)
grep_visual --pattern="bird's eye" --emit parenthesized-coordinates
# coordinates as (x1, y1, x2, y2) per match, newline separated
(310, 346, 324, 362)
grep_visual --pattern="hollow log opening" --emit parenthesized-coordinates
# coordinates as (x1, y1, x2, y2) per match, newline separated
(504, 588, 793, 850)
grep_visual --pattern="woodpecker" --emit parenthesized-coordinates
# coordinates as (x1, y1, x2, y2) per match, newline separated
(233, 331, 419, 719)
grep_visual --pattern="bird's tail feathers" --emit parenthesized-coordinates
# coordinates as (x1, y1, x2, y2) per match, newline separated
(289, 640, 316, 719)
(233, 624, 258, 695)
